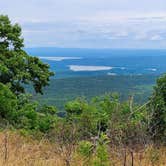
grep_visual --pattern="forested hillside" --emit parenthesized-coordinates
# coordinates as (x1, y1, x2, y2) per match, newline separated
(34, 75, 156, 110)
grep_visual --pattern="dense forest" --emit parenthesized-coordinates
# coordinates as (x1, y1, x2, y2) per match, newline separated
(0, 15, 166, 165)
(34, 75, 156, 110)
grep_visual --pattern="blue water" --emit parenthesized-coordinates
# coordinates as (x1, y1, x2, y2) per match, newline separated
(25, 48, 166, 78)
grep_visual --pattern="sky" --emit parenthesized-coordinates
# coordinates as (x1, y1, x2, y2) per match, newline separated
(0, 0, 166, 48)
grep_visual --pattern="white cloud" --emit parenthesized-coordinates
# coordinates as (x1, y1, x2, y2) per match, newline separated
(150, 35, 163, 41)
(80, 11, 166, 23)
(135, 33, 148, 40)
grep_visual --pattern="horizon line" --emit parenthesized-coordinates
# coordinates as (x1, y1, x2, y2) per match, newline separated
(24, 47, 166, 50)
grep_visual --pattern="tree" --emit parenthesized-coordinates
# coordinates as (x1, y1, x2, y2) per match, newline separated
(0, 83, 17, 119)
(65, 98, 87, 117)
(0, 15, 54, 94)
(65, 98, 101, 139)
(148, 74, 166, 143)
(39, 105, 57, 115)
(0, 15, 59, 133)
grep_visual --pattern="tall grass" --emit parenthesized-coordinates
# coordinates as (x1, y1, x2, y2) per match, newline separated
(0, 131, 165, 166)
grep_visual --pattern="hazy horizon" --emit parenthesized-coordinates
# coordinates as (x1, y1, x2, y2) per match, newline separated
(25, 47, 166, 50)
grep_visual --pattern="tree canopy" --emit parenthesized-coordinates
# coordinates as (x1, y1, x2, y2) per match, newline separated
(0, 15, 54, 94)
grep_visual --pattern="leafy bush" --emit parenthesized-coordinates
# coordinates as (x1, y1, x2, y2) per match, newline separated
(148, 74, 166, 143)
(0, 83, 17, 119)
(78, 141, 93, 158)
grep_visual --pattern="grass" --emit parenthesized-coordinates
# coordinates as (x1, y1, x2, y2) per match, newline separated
(0, 131, 65, 166)
(0, 131, 165, 166)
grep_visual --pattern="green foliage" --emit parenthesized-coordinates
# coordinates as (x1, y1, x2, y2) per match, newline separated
(34, 75, 155, 109)
(65, 97, 108, 138)
(14, 100, 58, 132)
(11, 100, 38, 130)
(0, 15, 54, 95)
(0, 90, 58, 133)
(0, 83, 17, 119)
(64, 99, 99, 138)
(0, 15, 58, 134)
(78, 141, 93, 158)
(39, 105, 57, 115)
(94, 145, 109, 166)
(38, 114, 58, 132)
(78, 104, 99, 138)
(92, 93, 120, 132)
(107, 99, 147, 147)
(78, 134, 110, 166)
(148, 74, 166, 143)
(93, 134, 110, 166)
(65, 98, 88, 116)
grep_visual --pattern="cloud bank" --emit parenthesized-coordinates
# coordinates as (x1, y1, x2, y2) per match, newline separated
(1, 0, 166, 48)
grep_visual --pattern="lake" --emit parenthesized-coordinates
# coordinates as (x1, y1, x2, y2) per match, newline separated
(25, 48, 166, 78)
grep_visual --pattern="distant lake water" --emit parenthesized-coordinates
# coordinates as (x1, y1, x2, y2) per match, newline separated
(25, 48, 166, 78)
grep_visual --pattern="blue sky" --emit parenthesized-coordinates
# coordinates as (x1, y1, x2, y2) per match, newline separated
(1, 0, 166, 48)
